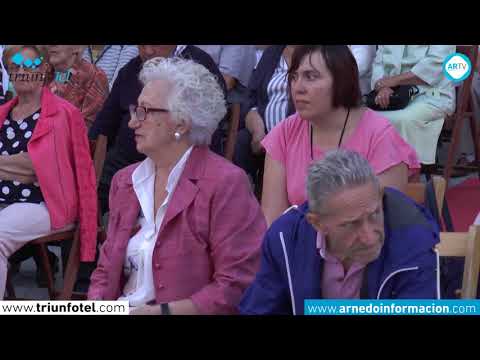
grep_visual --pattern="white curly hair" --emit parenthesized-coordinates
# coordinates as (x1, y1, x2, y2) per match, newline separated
(139, 56, 227, 146)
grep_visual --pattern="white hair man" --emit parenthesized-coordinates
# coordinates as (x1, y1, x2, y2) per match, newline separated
(240, 149, 440, 315)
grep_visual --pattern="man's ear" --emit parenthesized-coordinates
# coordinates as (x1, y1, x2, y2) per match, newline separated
(306, 212, 326, 233)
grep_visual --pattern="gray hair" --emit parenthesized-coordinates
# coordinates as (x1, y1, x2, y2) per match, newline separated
(307, 149, 380, 214)
(139, 57, 227, 146)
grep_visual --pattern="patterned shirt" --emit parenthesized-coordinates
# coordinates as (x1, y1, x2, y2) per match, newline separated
(82, 45, 139, 89)
(0, 109, 44, 204)
(48, 59, 109, 129)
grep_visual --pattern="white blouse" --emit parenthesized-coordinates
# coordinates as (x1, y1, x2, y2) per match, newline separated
(118, 147, 193, 307)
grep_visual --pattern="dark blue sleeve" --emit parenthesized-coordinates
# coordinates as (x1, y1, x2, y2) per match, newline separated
(88, 65, 124, 141)
(238, 230, 291, 315)
(239, 48, 276, 130)
(239, 64, 263, 130)
(191, 50, 227, 97)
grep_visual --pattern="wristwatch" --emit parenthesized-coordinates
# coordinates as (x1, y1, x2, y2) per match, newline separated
(161, 303, 171, 315)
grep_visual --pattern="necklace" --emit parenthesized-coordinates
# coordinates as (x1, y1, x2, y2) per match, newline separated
(310, 107, 351, 160)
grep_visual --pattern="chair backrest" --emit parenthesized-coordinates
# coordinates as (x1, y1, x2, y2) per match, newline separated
(443, 46, 478, 132)
(89, 138, 106, 185)
(88, 138, 107, 242)
(454, 45, 478, 116)
(405, 176, 446, 215)
(437, 225, 480, 299)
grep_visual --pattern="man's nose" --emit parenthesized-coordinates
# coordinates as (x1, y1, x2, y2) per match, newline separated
(358, 222, 380, 246)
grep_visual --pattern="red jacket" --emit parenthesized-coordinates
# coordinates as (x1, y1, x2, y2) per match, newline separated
(88, 146, 266, 314)
(0, 87, 98, 261)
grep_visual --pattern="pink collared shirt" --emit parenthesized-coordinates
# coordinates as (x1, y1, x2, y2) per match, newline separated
(316, 232, 366, 299)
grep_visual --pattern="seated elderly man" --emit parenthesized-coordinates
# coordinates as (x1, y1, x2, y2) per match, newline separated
(196, 45, 256, 102)
(240, 149, 440, 315)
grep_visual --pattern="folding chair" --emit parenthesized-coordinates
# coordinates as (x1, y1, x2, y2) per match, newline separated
(405, 175, 447, 215)
(437, 225, 480, 299)
(4, 140, 106, 300)
(439, 45, 480, 186)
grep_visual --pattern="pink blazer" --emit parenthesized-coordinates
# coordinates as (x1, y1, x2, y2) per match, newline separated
(0, 87, 98, 261)
(88, 146, 266, 314)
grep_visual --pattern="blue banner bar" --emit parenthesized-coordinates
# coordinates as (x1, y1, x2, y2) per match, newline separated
(304, 300, 480, 315)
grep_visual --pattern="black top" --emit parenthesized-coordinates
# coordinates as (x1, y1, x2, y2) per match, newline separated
(88, 45, 227, 165)
(239, 45, 296, 130)
(0, 108, 44, 205)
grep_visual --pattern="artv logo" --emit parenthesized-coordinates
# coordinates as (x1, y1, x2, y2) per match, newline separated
(443, 53, 472, 82)
(11, 52, 43, 69)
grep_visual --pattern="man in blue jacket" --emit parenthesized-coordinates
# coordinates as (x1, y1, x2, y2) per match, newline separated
(239, 149, 440, 315)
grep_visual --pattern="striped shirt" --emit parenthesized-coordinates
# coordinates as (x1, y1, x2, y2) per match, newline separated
(83, 45, 139, 89)
(264, 56, 289, 132)
(174, 45, 187, 57)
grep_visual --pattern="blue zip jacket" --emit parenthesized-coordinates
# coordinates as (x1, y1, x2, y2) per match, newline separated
(239, 187, 441, 315)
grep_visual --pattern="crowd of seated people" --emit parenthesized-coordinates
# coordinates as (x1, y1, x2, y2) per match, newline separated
(1, 44, 478, 312)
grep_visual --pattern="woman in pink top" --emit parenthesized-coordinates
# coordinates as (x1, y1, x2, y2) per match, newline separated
(261, 45, 420, 225)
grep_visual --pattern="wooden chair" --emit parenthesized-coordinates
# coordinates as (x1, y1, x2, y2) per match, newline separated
(405, 175, 447, 215)
(224, 103, 241, 161)
(440, 45, 480, 186)
(5, 140, 106, 300)
(437, 225, 480, 299)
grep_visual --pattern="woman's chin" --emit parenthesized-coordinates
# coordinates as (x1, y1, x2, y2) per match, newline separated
(297, 109, 311, 120)
(135, 143, 145, 153)
(135, 142, 151, 157)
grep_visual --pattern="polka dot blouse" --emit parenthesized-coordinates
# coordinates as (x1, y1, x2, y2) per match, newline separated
(0, 109, 44, 204)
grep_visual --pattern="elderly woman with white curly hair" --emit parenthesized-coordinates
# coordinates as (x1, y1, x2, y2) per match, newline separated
(88, 57, 267, 315)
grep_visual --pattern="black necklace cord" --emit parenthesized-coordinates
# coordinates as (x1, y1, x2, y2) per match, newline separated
(310, 107, 351, 160)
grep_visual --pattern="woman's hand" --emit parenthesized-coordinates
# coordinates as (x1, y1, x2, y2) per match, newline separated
(0, 170, 37, 184)
(0, 152, 37, 183)
(245, 110, 266, 155)
(375, 87, 394, 109)
(375, 76, 398, 90)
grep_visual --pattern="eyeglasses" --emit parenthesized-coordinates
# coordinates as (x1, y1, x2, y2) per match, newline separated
(129, 105, 169, 122)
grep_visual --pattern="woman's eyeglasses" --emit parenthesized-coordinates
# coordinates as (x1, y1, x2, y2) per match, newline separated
(129, 105, 169, 122)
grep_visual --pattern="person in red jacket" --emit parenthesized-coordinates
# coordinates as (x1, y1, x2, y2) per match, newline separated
(0, 45, 97, 299)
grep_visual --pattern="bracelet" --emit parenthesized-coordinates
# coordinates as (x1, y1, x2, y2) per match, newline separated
(161, 303, 171, 315)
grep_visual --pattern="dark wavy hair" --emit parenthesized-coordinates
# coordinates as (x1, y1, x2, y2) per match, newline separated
(287, 45, 362, 109)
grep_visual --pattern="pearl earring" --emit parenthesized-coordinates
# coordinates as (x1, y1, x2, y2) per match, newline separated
(174, 132, 181, 141)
